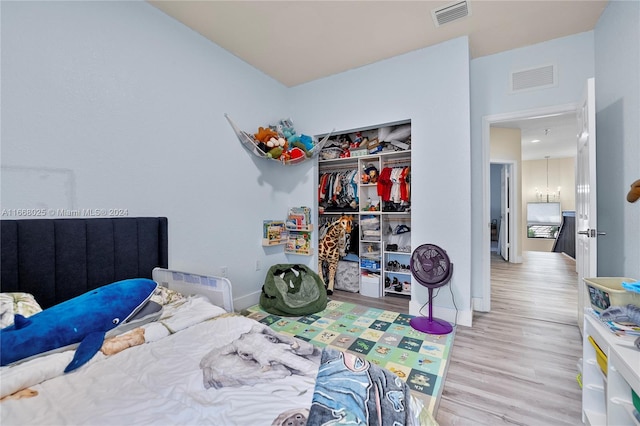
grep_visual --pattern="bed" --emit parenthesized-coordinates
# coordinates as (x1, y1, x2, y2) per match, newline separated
(0, 218, 433, 425)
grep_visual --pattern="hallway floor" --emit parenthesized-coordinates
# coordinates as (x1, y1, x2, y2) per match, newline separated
(437, 251, 582, 425)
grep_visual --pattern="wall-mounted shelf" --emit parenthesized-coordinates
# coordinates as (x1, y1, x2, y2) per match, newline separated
(262, 220, 286, 246)
(284, 207, 313, 256)
(261, 208, 314, 255)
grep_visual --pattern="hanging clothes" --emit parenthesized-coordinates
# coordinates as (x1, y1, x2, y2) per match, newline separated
(319, 169, 358, 212)
(378, 166, 410, 211)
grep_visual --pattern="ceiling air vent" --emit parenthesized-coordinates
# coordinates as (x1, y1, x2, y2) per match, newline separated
(432, 1, 471, 27)
(510, 64, 557, 93)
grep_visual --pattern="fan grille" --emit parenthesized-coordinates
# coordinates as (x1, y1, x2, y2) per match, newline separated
(410, 244, 452, 286)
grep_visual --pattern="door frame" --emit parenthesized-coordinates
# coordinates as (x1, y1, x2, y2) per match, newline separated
(479, 103, 578, 312)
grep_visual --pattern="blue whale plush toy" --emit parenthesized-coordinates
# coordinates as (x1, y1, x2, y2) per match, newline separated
(1, 278, 159, 372)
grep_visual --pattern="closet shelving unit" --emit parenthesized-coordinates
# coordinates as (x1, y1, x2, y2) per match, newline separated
(383, 231, 412, 296)
(317, 122, 411, 298)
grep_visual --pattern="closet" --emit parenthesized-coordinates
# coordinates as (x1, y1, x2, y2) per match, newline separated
(317, 121, 412, 298)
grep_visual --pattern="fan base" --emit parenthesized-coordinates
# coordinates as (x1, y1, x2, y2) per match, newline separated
(410, 316, 453, 335)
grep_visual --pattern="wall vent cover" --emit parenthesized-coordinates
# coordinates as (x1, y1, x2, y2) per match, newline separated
(510, 64, 557, 93)
(432, 1, 471, 27)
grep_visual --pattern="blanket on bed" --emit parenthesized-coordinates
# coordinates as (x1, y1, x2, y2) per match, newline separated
(1, 295, 434, 426)
(308, 347, 419, 426)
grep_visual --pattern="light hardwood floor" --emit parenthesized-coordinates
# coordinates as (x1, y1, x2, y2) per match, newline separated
(330, 251, 583, 425)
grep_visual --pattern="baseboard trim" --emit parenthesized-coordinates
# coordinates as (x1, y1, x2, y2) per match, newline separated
(472, 297, 489, 312)
(233, 290, 261, 312)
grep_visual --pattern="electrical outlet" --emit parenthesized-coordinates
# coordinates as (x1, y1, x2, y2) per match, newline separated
(220, 266, 228, 277)
(255, 260, 261, 271)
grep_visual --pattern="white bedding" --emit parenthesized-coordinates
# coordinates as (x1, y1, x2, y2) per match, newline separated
(0, 297, 319, 425)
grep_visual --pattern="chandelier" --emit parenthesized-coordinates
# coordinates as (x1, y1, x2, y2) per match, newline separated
(535, 156, 560, 202)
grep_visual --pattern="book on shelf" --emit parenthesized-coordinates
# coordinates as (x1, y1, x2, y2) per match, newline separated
(285, 231, 311, 254)
(263, 220, 286, 244)
(587, 308, 640, 337)
(286, 206, 312, 230)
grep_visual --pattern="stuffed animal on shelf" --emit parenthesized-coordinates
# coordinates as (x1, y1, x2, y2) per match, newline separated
(232, 115, 327, 164)
(289, 147, 306, 161)
(255, 127, 279, 144)
(362, 165, 379, 184)
(282, 126, 297, 140)
(264, 136, 286, 159)
(299, 135, 314, 152)
(253, 121, 314, 162)
(253, 127, 280, 154)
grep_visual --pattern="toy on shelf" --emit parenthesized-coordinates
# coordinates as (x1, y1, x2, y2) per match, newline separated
(361, 164, 379, 184)
(225, 114, 332, 165)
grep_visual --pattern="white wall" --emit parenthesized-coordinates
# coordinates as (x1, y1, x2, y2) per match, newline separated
(289, 37, 473, 326)
(1, 2, 471, 320)
(4, 1, 635, 317)
(0, 1, 303, 309)
(470, 32, 596, 299)
(594, 0, 640, 279)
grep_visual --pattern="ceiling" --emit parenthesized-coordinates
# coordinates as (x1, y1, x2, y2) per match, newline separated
(148, 0, 608, 159)
(494, 111, 579, 161)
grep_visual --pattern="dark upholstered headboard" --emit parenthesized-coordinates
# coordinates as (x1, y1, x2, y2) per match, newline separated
(1, 217, 168, 309)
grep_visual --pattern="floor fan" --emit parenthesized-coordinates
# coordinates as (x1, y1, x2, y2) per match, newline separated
(409, 243, 454, 335)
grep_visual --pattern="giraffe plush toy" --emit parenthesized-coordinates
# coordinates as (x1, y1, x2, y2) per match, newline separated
(318, 215, 352, 294)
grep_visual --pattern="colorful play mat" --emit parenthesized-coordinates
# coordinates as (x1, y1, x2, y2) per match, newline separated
(245, 299, 455, 414)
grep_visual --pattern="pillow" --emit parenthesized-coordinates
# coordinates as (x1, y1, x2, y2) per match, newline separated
(0, 293, 43, 329)
(150, 285, 185, 306)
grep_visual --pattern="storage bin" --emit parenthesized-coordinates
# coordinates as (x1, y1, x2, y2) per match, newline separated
(360, 275, 381, 298)
(588, 335, 607, 376)
(335, 260, 359, 293)
(319, 147, 342, 160)
(584, 277, 640, 313)
(360, 259, 380, 270)
(349, 148, 368, 157)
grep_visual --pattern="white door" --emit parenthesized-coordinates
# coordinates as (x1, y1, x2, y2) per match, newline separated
(499, 165, 510, 261)
(576, 78, 600, 334)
